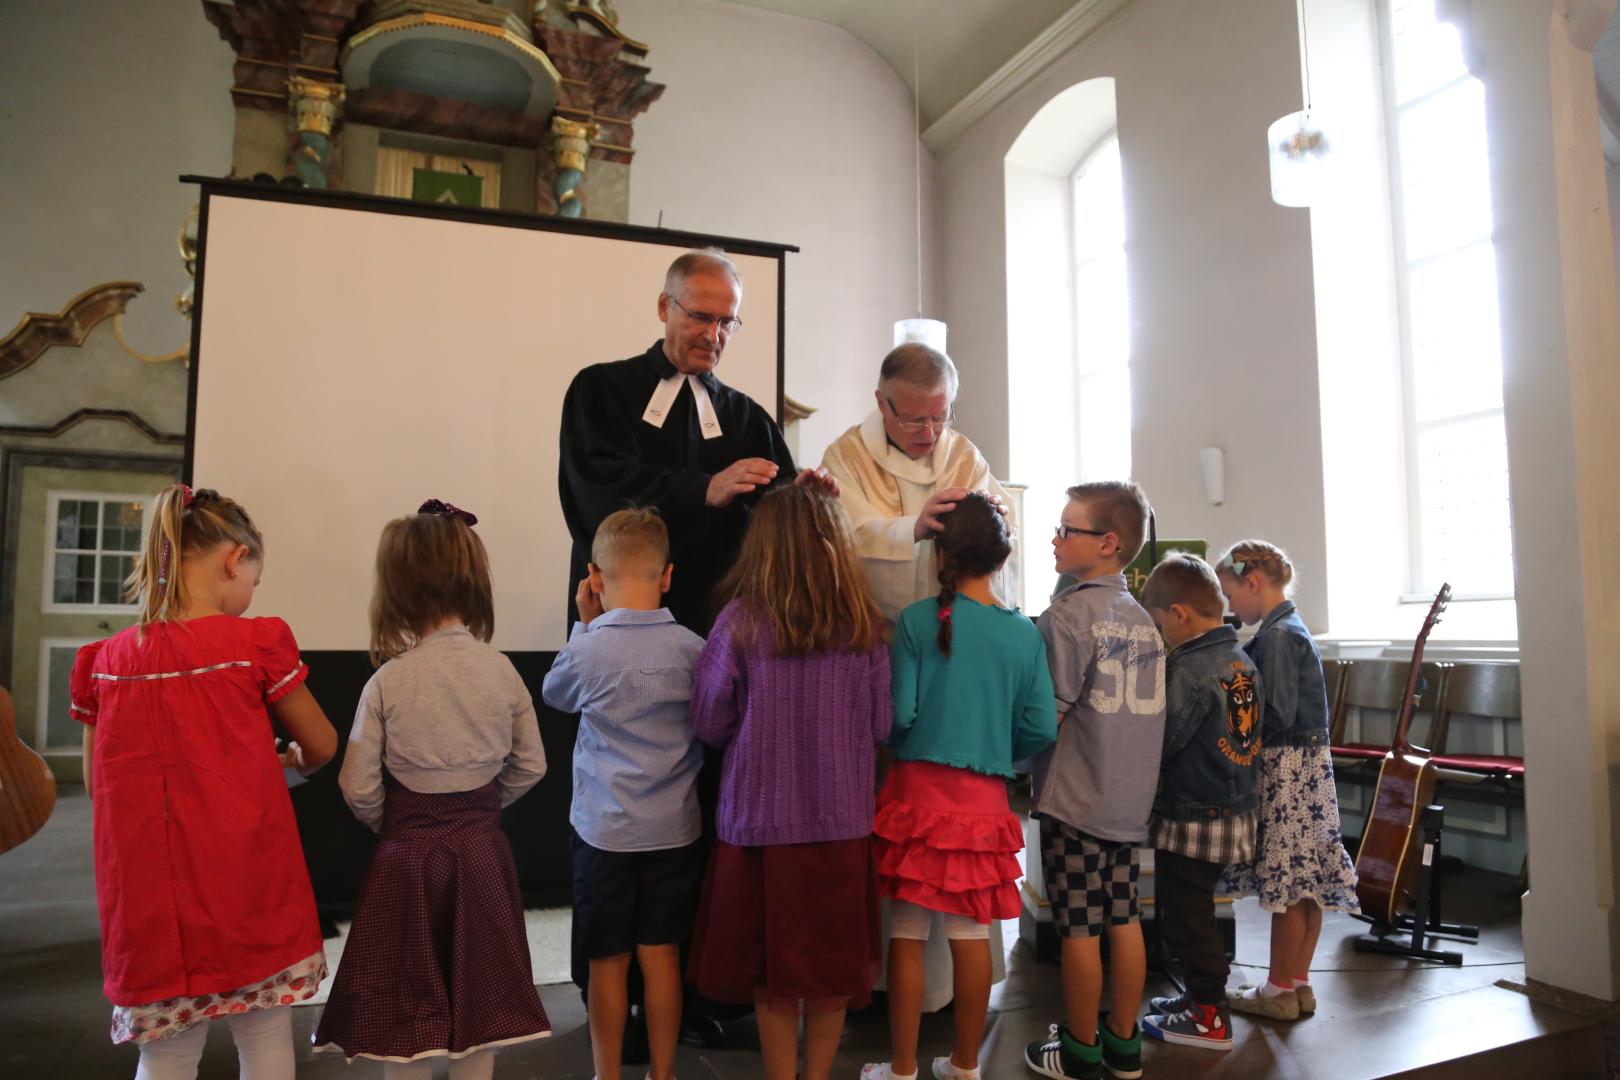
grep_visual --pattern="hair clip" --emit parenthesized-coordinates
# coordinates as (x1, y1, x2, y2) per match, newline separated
(419, 498, 478, 527)
(937, 605, 952, 623)
(158, 538, 171, 589)
(1219, 554, 1248, 577)
(179, 484, 195, 508)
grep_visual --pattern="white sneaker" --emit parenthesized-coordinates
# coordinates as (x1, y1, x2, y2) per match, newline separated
(931, 1056, 981, 1079)
(1227, 983, 1300, 1021)
(861, 1064, 918, 1080)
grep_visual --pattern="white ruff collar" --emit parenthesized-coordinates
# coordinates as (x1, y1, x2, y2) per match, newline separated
(642, 372, 722, 439)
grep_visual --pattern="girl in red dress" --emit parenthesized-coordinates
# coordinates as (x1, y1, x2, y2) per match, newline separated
(70, 483, 338, 1080)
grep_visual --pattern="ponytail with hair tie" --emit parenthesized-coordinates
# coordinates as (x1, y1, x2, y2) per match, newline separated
(936, 562, 957, 658)
(927, 491, 1009, 659)
(129, 482, 263, 629)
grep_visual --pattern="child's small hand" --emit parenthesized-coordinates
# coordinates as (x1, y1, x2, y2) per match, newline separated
(575, 577, 605, 626)
(278, 740, 305, 770)
(793, 466, 841, 497)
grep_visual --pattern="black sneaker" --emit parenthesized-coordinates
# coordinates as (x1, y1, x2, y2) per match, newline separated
(1025, 1023, 1103, 1079)
(678, 1015, 728, 1049)
(1098, 1021, 1143, 1079)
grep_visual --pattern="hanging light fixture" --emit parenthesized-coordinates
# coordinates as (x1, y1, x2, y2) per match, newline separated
(1268, 0, 1330, 207)
(895, 1, 947, 352)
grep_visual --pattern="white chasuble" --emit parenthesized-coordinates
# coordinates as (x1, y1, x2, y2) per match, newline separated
(821, 411, 1016, 620)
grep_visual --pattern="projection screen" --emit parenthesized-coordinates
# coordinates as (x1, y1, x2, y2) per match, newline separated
(185, 179, 789, 652)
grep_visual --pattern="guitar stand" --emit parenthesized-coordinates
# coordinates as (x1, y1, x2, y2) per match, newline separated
(1353, 804, 1480, 965)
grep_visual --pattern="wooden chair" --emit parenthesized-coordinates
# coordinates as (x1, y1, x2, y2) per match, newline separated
(1429, 661, 1524, 783)
(1332, 658, 1447, 766)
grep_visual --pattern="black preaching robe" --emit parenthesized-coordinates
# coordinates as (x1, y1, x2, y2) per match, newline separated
(558, 341, 796, 634)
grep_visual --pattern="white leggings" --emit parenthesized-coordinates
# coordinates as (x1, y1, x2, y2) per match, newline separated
(382, 1050, 496, 1080)
(889, 900, 990, 941)
(133, 1006, 293, 1080)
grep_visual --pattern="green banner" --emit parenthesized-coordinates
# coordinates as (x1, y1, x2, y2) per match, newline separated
(1123, 538, 1208, 600)
(411, 168, 483, 207)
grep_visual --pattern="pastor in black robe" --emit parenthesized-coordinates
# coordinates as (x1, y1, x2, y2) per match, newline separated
(558, 340, 795, 634)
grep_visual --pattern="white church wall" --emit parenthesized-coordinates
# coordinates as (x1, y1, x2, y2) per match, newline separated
(615, 0, 940, 466)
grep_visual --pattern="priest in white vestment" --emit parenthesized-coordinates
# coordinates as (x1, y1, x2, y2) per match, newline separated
(821, 345, 1018, 620)
(821, 342, 1019, 1012)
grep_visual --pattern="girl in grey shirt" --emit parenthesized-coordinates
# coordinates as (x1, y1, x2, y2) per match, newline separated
(314, 501, 550, 1075)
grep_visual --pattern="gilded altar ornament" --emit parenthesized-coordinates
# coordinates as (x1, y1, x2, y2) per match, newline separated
(287, 76, 347, 190)
(113, 202, 200, 366)
(569, 0, 619, 27)
(551, 115, 597, 218)
(175, 204, 199, 319)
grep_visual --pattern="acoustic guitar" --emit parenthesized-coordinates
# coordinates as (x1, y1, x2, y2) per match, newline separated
(1354, 584, 1451, 925)
(0, 686, 57, 855)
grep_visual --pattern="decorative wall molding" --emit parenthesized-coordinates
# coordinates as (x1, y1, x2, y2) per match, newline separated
(0, 409, 185, 447)
(921, 0, 1136, 155)
(0, 283, 146, 381)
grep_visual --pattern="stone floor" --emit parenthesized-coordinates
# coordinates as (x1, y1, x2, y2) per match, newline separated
(2, 790, 1603, 1079)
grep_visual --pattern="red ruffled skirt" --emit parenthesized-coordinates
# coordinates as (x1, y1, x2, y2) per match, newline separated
(873, 760, 1023, 923)
(688, 837, 882, 1015)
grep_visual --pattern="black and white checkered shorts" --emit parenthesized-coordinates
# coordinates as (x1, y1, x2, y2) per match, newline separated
(1039, 816, 1141, 938)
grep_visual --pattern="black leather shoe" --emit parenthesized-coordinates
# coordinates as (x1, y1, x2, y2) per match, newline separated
(678, 1015, 727, 1049)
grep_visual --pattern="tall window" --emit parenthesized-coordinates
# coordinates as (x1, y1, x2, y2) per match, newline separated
(1384, 0, 1513, 595)
(1071, 134, 1131, 482)
(42, 493, 147, 613)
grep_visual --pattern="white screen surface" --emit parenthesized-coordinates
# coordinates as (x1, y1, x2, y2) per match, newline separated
(191, 190, 782, 651)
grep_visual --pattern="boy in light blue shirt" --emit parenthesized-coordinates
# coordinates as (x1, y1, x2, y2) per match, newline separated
(542, 508, 703, 1080)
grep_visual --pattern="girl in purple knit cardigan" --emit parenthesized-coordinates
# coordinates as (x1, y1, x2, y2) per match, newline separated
(687, 485, 893, 1080)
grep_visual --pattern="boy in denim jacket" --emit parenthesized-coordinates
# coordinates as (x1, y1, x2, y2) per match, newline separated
(1138, 553, 1262, 1052)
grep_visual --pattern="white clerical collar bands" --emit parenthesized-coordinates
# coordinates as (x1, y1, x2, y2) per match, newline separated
(642, 372, 722, 439)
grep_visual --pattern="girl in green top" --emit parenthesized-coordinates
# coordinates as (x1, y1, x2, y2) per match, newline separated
(864, 492, 1058, 1080)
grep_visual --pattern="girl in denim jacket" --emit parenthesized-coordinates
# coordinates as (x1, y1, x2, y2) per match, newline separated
(1214, 540, 1359, 1023)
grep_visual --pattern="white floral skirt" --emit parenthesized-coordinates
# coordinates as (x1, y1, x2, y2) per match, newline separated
(1218, 745, 1360, 914)
(111, 950, 327, 1045)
